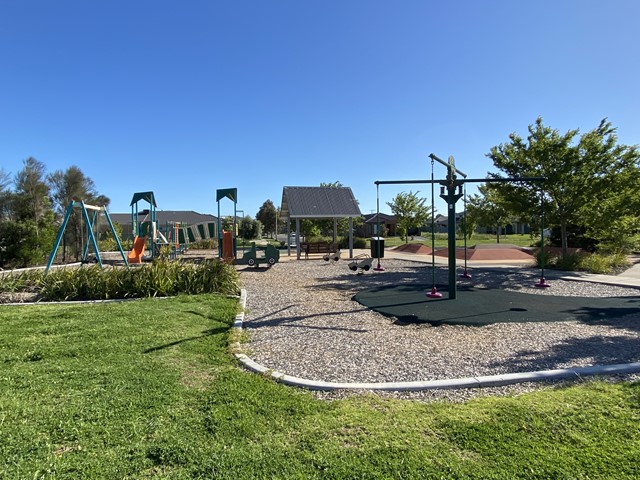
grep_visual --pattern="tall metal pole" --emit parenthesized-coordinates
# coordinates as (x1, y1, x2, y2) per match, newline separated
(460, 183, 471, 278)
(374, 183, 384, 271)
(427, 158, 442, 298)
(535, 188, 550, 288)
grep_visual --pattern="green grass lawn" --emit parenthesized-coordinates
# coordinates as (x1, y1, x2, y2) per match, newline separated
(1, 296, 638, 479)
(376, 233, 537, 249)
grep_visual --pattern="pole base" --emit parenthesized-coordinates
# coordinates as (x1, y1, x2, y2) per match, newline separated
(534, 277, 551, 288)
(426, 286, 443, 298)
(373, 260, 384, 271)
(459, 270, 472, 279)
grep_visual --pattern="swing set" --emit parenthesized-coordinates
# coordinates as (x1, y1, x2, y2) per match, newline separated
(45, 200, 129, 273)
(375, 153, 547, 300)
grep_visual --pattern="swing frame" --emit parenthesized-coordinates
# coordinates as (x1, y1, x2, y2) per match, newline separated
(375, 153, 546, 299)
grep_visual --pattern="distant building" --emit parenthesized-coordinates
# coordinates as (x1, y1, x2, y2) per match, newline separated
(360, 213, 397, 237)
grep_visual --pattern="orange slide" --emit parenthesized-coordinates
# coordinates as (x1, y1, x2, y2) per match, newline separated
(128, 236, 147, 264)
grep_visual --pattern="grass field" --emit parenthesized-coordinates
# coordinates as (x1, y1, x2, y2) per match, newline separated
(1, 295, 638, 479)
(374, 233, 537, 249)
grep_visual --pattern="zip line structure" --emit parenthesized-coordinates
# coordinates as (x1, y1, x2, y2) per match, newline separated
(375, 153, 546, 300)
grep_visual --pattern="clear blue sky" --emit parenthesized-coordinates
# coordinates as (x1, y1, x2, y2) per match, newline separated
(1, 1, 639, 220)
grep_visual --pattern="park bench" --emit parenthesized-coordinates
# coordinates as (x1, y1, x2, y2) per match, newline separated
(300, 242, 339, 259)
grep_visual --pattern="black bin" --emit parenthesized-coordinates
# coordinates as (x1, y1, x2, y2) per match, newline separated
(370, 237, 385, 258)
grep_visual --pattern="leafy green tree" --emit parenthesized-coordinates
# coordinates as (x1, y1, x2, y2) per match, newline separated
(13, 158, 52, 233)
(239, 216, 262, 240)
(488, 118, 640, 254)
(0, 158, 56, 267)
(256, 200, 277, 237)
(0, 168, 12, 220)
(466, 185, 511, 243)
(574, 122, 640, 252)
(386, 191, 431, 243)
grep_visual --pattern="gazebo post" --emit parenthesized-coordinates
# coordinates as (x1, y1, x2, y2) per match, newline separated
(349, 217, 354, 258)
(296, 218, 301, 260)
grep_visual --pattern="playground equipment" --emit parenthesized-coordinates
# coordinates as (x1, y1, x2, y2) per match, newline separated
(217, 188, 238, 261)
(46, 200, 129, 273)
(129, 191, 158, 263)
(348, 254, 373, 272)
(236, 242, 280, 268)
(375, 153, 546, 299)
(323, 249, 341, 262)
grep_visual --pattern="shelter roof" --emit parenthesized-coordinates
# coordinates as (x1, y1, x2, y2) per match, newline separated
(280, 186, 362, 219)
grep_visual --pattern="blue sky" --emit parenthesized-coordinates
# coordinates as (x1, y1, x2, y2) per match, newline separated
(1, 1, 639, 220)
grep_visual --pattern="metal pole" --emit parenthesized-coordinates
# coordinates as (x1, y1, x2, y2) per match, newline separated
(535, 188, 550, 287)
(460, 184, 471, 278)
(374, 183, 384, 270)
(426, 158, 442, 298)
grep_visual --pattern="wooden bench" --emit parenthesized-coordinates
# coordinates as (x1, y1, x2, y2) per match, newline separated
(300, 242, 338, 259)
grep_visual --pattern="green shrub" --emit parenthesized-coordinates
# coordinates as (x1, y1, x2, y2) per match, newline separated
(535, 249, 631, 274)
(37, 259, 240, 301)
(578, 252, 630, 274)
(337, 236, 367, 249)
(0, 269, 44, 293)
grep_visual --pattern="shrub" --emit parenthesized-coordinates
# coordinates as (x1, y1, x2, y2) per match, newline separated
(534, 249, 631, 275)
(37, 259, 240, 301)
(0, 269, 44, 293)
(337, 236, 366, 249)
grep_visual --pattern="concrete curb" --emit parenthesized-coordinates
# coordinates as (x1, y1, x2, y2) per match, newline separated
(233, 288, 640, 391)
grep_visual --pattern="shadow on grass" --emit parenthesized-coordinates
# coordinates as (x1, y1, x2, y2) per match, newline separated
(143, 327, 228, 353)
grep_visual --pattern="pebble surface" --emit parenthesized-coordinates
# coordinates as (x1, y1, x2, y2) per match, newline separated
(238, 258, 640, 401)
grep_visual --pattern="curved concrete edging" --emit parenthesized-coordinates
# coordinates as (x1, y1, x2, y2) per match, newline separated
(233, 289, 640, 391)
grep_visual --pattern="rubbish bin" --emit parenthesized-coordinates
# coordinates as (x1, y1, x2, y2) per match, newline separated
(370, 237, 385, 258)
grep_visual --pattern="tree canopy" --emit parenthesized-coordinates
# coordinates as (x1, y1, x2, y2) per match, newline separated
(386, 190, 431, 243)
(256, 200, 277, 237)
(485, 117, 640, 253)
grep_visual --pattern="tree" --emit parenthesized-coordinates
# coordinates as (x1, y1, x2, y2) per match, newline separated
(239, 216, 262, 240)
(13, 157, 52, 232)
(487, 118, 640, 254)
(4, 158, 56, 267)
(574, 122, 640, 252)
(0, 168, 12, 220)
(386, 191, 431, 244)
(256, 200, 277, 238)
(466, 185, 511, 243)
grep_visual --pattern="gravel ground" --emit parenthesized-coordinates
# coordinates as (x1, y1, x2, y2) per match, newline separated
(238, 258, 640, 402)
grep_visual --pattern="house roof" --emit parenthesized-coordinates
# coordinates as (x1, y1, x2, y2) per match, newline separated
(363, 213, 396, 224)
(109, 210, 217, 226)
(280, 186, 362, 219)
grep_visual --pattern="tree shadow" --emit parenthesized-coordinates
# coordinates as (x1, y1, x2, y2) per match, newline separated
(487, 334, 640, 373)
(243, 303, 370, 332)
(143, 326, 228, 353)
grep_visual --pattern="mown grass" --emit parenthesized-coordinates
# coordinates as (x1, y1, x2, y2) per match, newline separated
(1, 296, 638, 479)
(369, 233, 536, 249)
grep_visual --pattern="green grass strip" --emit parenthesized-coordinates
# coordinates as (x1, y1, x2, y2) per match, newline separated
(0, 296, 638, 479)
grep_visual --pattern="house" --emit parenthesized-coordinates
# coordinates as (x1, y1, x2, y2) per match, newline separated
(360, 213, 397, 237)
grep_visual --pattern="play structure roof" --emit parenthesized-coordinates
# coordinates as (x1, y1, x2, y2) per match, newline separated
(280, 186, 362, 219)
(130, 191, 157, 207)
